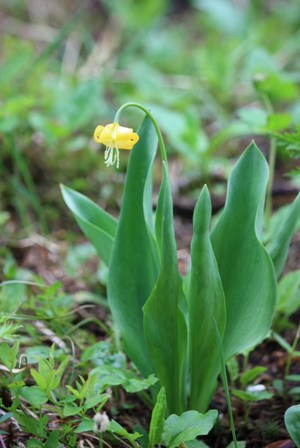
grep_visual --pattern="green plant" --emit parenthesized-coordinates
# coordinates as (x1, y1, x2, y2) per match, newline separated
(0, 336, 155, 447)
(272, 326, 300, 400)
(0, 279, 152, 446)
(62, 102, 300, 419)
(252, 71, 299, 221)
(2, 0, 300, 239)
(231, 366, 273, 424)
(273, 270, 300, 331)
(147, 387, 217, 448)
(284, 404, 300, 447)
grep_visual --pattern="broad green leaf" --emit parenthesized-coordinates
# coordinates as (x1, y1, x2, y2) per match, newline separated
(285, 404, 300, 447)
(61, 185, 117, 266)
(286, 375, 300, 382)
(108, 420, 142, 442)
(75, 417, 93, 433)
(188, 186, 226, 412)
(162, 409, 217, 448)
(186, 441, 210, 448)
(0, 283, 26, 313)
(90, 365, 157, 393)
(267, 193, 300, 277)
(25, 346, 51, 364)
(63, 403, 81, 417)
(80, 340, 126, 368)
(277, 270, 300, 316)
(45, 430, 60, 448)
(123, 374, 157, 393)
(143, 164, 187, 414)
(226, 357, 239, 384)
(108, 117, 159, 377)
(265, 113, 291, 132)
(148, 387, 167, 448)
(240, 366, 267, 386)
(211, 142, 277, 359)
(0, 341, 19, 370)
(232, 389, 273, 402)
(18, 386, 48, 407)
(254, 72, 298, 102)
(288, 387, 300, 396)
(84, 393, 110, 410)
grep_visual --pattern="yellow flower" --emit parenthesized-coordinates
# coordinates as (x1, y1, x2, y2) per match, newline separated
(94, 123, 139, 168)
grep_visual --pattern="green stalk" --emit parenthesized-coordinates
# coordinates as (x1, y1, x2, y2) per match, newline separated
(114, 102, 168, 164)
(265, 135, 276, 222)
(214, 319, 238, 448)
(285, 325, 300, 379)
(242, 351, 249, 373)
(262, 94, 276, 223)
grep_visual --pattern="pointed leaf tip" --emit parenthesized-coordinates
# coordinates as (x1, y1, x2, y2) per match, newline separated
(243, 141, 268, 166)
(60, 184, 117, 266)
(211, 142, 276, 359)
(193, 185, 211, 234)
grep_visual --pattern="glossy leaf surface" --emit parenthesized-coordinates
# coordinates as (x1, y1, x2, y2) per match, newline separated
(162, 409, 217, 448)
(284, 404, 300, 447)
(148, 387, 167, 448)
(61, 185, 117, 266)
(144, 163, 186, 414)
(108, 117, 159, 377)
(188, 186, 226, 412)
(267, 192, 300, 277)
(211, 142, 277, 359)
(90, 365, 157, 393)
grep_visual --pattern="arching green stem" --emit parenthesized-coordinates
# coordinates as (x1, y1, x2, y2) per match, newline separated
(114, 102, 168, 164)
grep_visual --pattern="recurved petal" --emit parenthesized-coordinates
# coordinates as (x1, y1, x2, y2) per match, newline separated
(94, 125, 105, 143)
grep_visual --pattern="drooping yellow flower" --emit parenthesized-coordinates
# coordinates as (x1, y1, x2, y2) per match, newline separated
(94, 123, 139, 168)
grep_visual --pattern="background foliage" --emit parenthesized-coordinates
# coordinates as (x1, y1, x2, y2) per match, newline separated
(1, 1, 300, 446)
(1, 0, 300, 233)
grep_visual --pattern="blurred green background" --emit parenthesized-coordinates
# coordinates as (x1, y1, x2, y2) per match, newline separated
(1, 0, 300, 234)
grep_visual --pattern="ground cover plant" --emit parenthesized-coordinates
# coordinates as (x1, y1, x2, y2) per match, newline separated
(1, 0, 300, 232)
(1, 100, 300, 447)
(1, 1, 300, 447)
(61, 102, 300, 446)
